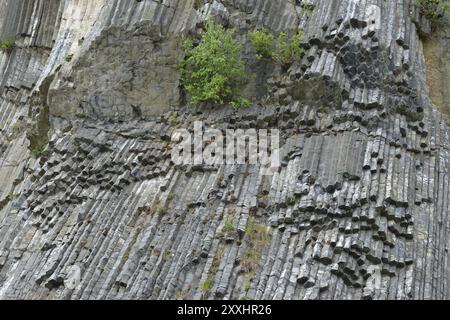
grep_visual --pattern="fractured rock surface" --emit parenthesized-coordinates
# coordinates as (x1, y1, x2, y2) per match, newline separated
(0, 0, 449, 299)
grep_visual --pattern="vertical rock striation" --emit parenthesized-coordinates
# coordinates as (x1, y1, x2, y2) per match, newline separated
(0, 0, 449, 299)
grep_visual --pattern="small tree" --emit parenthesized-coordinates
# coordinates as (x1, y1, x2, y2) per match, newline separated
(180, 21, 250, 108)
(273, 31, 304, 67)
(0, 38, 15, 52)
(249, 28, 274, 59)
(250, 28, 303, 68)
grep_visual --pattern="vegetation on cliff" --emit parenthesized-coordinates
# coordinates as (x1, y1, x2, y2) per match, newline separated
(0, 38, 15, 52)
(250, 28, 304, 68)
(416, 0, 450, 28)
(180, 21, 250, 108)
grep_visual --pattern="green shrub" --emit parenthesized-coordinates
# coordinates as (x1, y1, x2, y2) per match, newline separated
(223, 216, 235, 234)
(180, 20, 250, 108)
(249, 28, 274, 59)
(243, 279, 251, 293)
(273, 31, 304, 67)
(416, 0, 450, 27)
(31, 142, 47, 158)
(201, 275, 214, 293)
(168, 112, 178, 126)
(249, 29, 303, 68)
(240, 218, 270, 274)
(0, 38, 15, 52)
(65, 54, 73, 62)
(301, 1, 315, 16)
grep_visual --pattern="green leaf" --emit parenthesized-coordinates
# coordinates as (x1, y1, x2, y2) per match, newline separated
(179, 20, 250, 107)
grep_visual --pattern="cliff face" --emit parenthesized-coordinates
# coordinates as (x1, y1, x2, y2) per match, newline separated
(0, 0, 449, 300)
(423, 25, 450, 122)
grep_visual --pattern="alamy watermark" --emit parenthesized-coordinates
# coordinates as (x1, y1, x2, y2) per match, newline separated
(171, 121, 280, 174)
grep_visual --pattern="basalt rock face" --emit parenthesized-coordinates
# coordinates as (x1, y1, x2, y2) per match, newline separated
(0, 0, 449, 300)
